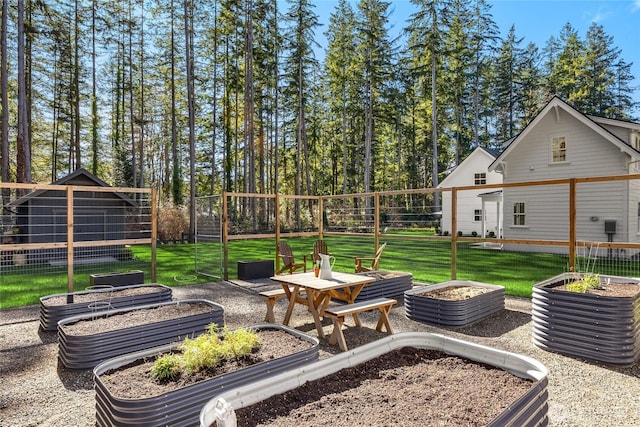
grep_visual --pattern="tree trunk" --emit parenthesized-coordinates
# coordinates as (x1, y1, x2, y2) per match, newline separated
(16, 0, 32, 187)
(1, 0, 9, 189)
(184, 0, 196, 241)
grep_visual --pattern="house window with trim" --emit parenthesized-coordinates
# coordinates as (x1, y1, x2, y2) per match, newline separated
(551, 136, 566, 163)
(513, 202, 526, 226)
(637, 203, 640, 233)
(474, 209, 483, 222)
(474, 172, 486, 185)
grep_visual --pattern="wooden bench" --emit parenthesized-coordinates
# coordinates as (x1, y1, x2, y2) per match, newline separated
(259, 286, 309, 323)
(259, 288, 289, 323)
(324, 297, 397, 351)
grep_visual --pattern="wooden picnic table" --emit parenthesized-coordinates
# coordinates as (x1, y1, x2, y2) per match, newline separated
(270, 271, 376, 338)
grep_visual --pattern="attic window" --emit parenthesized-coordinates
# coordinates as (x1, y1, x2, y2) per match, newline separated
(551, 136, 566, 163)
(474, 173, 486, 185)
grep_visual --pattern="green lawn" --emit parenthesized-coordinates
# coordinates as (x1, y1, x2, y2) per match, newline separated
(2, 236, 633, 309)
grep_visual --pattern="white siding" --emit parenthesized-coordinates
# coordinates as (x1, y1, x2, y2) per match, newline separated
(503, 110, 627, 183)
(502, 107, 632, 252)
(439, 148, 502, 236)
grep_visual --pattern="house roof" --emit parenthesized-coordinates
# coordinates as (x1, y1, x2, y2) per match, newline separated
(439, 146, 499, 187)
(488, 96, 640, 172)
(9, 168, 137, 207)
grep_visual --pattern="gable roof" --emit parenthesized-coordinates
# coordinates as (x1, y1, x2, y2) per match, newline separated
(439, 146, 499, 188)
(50, 167, 112, 187)
(488, 96, 640, 172)
(9, 168, 136, 207)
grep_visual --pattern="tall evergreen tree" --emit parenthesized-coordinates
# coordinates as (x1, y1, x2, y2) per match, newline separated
(493, 25, 524, 141)
(406, 0, 452, 203)
(325, 0, 358, 195)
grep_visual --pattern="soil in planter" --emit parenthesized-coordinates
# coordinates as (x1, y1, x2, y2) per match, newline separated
(418, 285, 491, 300)
(553, 282, 640, 298)
(42, 286, 162, 306)
(234, 347, 534, 427)
(60, 302, 213, 336)
(98, 330, 313, 399)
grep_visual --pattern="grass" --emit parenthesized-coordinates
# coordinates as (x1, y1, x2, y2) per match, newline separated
(2, 235, 633, 309)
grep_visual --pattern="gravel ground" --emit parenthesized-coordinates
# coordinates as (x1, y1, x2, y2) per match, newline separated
(1, 279, 640, 426)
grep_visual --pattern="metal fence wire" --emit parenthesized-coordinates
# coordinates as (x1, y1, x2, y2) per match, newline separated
(1, 182, 154, 295)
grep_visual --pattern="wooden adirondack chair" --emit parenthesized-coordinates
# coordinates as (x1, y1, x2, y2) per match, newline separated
(276, 242, 307, 274)
(354, 242, 387, 273)
(311, 239, 330, 264)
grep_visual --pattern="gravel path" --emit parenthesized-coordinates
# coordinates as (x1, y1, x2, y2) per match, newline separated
(1, 280, 640, 426)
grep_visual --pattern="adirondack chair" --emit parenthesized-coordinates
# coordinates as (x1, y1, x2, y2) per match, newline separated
(311, 239, 330, 264)
(276, 242, 307, 274)
(354, 242, 387, 273)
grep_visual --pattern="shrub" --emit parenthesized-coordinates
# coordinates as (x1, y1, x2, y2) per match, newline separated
(158, 207, 189, 241)
(471, 231, 478, 237)
(457, 230, 463, 237)
(149, 353, 181, 381)
(149, 324, 261, 382)
(567, 273, 601, 293)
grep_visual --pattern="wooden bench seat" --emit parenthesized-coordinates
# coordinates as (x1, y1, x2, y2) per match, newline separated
(259, 288, 289, 323)
(324, 297, 397, 351)
(259, 286, 309, 323)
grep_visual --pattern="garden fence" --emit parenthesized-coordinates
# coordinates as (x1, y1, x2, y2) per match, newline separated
(0, 181, 155, 298)
(212, 174, 640, 294)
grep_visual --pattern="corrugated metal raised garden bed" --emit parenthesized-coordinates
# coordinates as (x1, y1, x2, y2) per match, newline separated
(201, 332, 548, 427)
(58, 299, 224, 369)
(352, 270, 413, 301)
(93, 324, 319, 427)
(532, 272, 640, 365)
(404, 280, 505, 327)
(39, 283, 172, 331)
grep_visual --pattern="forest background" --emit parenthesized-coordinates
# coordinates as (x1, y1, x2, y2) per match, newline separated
(1, 0, 638, 228)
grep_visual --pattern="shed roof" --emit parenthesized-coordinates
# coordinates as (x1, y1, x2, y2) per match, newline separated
(9, 168, 137, 207)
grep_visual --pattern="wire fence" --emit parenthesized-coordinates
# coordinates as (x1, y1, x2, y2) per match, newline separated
(208, 174, 640, 295)
(0, 181, 155, 300)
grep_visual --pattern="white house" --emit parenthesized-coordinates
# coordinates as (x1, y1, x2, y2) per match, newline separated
(439, 146, 503, 238)
(488, 96, 640, 255)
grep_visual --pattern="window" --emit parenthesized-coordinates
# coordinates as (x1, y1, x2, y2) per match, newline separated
(474, 209, 483, 222)
(551, 136, 566, 163)
(474, 173, 486, 185)
(637, 203, 640, 233)
(513, 202, 526, 226)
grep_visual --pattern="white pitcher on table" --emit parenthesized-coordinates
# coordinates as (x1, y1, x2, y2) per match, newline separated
(318, 253, 335, 279)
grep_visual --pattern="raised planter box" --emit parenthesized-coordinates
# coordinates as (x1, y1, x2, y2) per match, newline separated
(93, 324, 319, 427)
(39, 283, 172, 332)
(532, 272, 640, 365)
(404, 280, 505, 327)
(200, 332, 548, 427)
(89, 270, 144, 287)
(58, 299, 224, 369)
(351, 270, 413, 301)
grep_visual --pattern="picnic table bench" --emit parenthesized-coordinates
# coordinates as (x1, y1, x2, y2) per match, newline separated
(324, 297, 397, 351)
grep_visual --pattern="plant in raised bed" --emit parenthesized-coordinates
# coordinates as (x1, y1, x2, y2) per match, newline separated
(565, 272, 601, 293)
(150, 325, 260, 381)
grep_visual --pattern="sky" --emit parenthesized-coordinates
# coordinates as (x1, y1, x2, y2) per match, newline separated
(312, 0, 640, 107)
